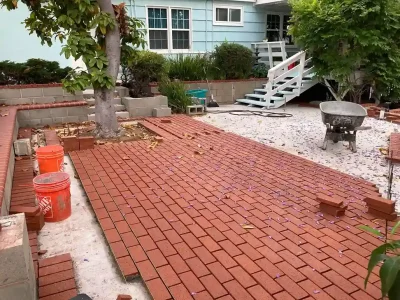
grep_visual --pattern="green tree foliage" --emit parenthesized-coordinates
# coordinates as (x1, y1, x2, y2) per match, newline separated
(289, 0, 400, 102)
(0, 59, 71, 85)
(212, 42, 253, 80)
(121, 51, 167, 98)
(1, 0, 146, 137)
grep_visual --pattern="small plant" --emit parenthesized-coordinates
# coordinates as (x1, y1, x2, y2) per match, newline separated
(121, 51, 167, 97)
(360, 221, 400, 299)
(158, 79, 193, 113)
(251, 64, 269, 78)
(212, 42, 253, 80)
(168, 54, 215, 81)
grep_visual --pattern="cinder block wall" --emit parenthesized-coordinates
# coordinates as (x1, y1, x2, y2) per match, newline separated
(122, 95, 168, 117)
(18, 106, 88, 127)
(150, 79, 267, 104)
(0, 84, 83, 105)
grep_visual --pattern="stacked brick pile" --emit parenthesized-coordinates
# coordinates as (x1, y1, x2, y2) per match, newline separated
(316, 194, 347, 217)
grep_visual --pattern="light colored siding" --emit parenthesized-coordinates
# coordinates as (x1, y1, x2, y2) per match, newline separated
(123, 0, 268, 53)
(0, 5, 70, 66)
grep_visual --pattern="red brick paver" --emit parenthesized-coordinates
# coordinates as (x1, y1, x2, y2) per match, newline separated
(388, 133, 400, 163)
(70, 115, 397, 300)
(38, 253, 78, 300)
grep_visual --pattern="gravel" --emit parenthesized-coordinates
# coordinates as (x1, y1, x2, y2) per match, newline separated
(196, 104, 400, 211)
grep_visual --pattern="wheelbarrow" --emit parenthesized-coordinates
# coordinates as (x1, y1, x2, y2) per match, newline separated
(320, 101, 370, 152)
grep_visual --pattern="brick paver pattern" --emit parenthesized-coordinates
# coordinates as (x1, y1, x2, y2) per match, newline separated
(70, 115, 395, 300)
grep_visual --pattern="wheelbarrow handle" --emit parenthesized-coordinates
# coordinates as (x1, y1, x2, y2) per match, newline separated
(354, 126, 371, 131)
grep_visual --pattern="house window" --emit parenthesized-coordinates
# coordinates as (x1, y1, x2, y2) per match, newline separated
(214, 5, 243, 26)
(283, 15, 293, 45)
(266, 14, 293, 45)
(266, 14, 281, 42)
(147, 7, 191, 51)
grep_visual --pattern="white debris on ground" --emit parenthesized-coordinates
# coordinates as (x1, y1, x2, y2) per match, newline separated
(196, 104, 400, 211)
(38, 156, 150, 300)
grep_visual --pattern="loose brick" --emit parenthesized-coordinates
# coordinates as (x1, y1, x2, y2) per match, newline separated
(316, 193, 344, 207)
(368, 206, 398, 221)
(319, 203, 347, 217)
(364, 195, 395, 214)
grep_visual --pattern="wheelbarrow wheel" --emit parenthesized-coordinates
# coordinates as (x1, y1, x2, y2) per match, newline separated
(322, 134, 328, 150)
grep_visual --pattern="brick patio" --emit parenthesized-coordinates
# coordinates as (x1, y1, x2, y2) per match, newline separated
(70, 115, 396, 300)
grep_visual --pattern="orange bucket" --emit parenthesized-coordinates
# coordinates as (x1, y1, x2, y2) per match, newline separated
(36, 145, 64, 174)
(33, 172, 71, 222)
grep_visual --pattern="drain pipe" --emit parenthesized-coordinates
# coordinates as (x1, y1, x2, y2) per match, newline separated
(205, 0, 208, 51)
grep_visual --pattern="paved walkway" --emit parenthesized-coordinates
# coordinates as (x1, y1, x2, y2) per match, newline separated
(70, 115, 394, 300)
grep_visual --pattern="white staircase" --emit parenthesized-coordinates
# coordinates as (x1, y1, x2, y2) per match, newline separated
(237, 48, 317, 109)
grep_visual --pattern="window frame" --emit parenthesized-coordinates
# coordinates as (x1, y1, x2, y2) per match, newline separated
(213, 4, 244, 27)
(146, 6, 192, 53)
(265, 13, 293, 45)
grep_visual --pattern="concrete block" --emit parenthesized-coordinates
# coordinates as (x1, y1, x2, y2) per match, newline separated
(113, 97, 122, 105)
(29, 109, 51, 119)
(21, 88, 43, 98)
(42, 87, 64, 96)
(25, 119, 42, 127)
(115, 86, 129, 98)
(50, 108, 67, 118)
(62, 116, 80, 123)
(186, 105, 205, 115)
(14, 139, 32, 156)
(88, 106, 95, 114)
(129, 107, 152, 117)
(41, 118, 55, 126)
(79, 115, 88, 122)
(54, 95, 77, 102)
(63, 90, 83, 97)
(86, 99, 95, 106)
(17, 110, 30, 120)
(0, 214, 37, 300)
(1, 98, 32, 105)
(152, 107, 171, 117)
(67, 106, 88, 116)
(31, 97, 55, 104)
(116, 111, 129, 119)
(0, 89, 21, 99)
(88, 114, 95, 122)
(53, 117, 64, 124)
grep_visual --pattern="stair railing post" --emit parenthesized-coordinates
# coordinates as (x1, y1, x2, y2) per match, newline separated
(296, 52, 306, 96)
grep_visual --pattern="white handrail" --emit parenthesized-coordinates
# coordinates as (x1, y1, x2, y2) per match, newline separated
(269, 51, 305, 73)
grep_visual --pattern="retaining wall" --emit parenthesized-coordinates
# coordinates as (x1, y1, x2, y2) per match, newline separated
(17, 102, 88, 127)
(0, 83, 83, 105)
(149, 78, 268, 104)
(122, 95, 168, 117)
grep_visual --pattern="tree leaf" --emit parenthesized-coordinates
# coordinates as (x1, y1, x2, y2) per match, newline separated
(388, 273, 400, 300)
(380, 256, 400, 297)
(365, 243, 392, 288)
(391, 221, 400, 235)
(359, 225, 382, 236)
(97, 60, 103, 69)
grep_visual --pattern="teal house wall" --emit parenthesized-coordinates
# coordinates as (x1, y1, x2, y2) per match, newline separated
(0, 5, 70, 66)
(0, 0, 291, 66)
(123, 0, 268, 52)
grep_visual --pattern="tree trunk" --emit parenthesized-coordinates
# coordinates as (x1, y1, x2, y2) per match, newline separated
(95, 0, 121, 138)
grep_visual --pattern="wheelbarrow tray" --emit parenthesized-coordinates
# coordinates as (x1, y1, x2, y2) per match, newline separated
(320, 101, 367, 130)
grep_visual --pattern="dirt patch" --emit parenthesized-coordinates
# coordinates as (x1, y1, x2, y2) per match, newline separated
(47, 121, 156, 144)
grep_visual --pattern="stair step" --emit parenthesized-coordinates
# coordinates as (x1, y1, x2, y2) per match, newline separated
(276, 90, 295, 95)
(236, 98, 276, 108)
(88, 111, 130, 122)
(88, 104, 126, 114)
(246, 94, 284, 101)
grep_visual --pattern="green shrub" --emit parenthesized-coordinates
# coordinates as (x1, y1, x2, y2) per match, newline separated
(0, 59, 71, 85)
(251, 64, 269, 78)
(212, 42, 253, 79)
(158, 79, 193, 113)
(121, 51, 167, 97)
(168, 54, 217, 81)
